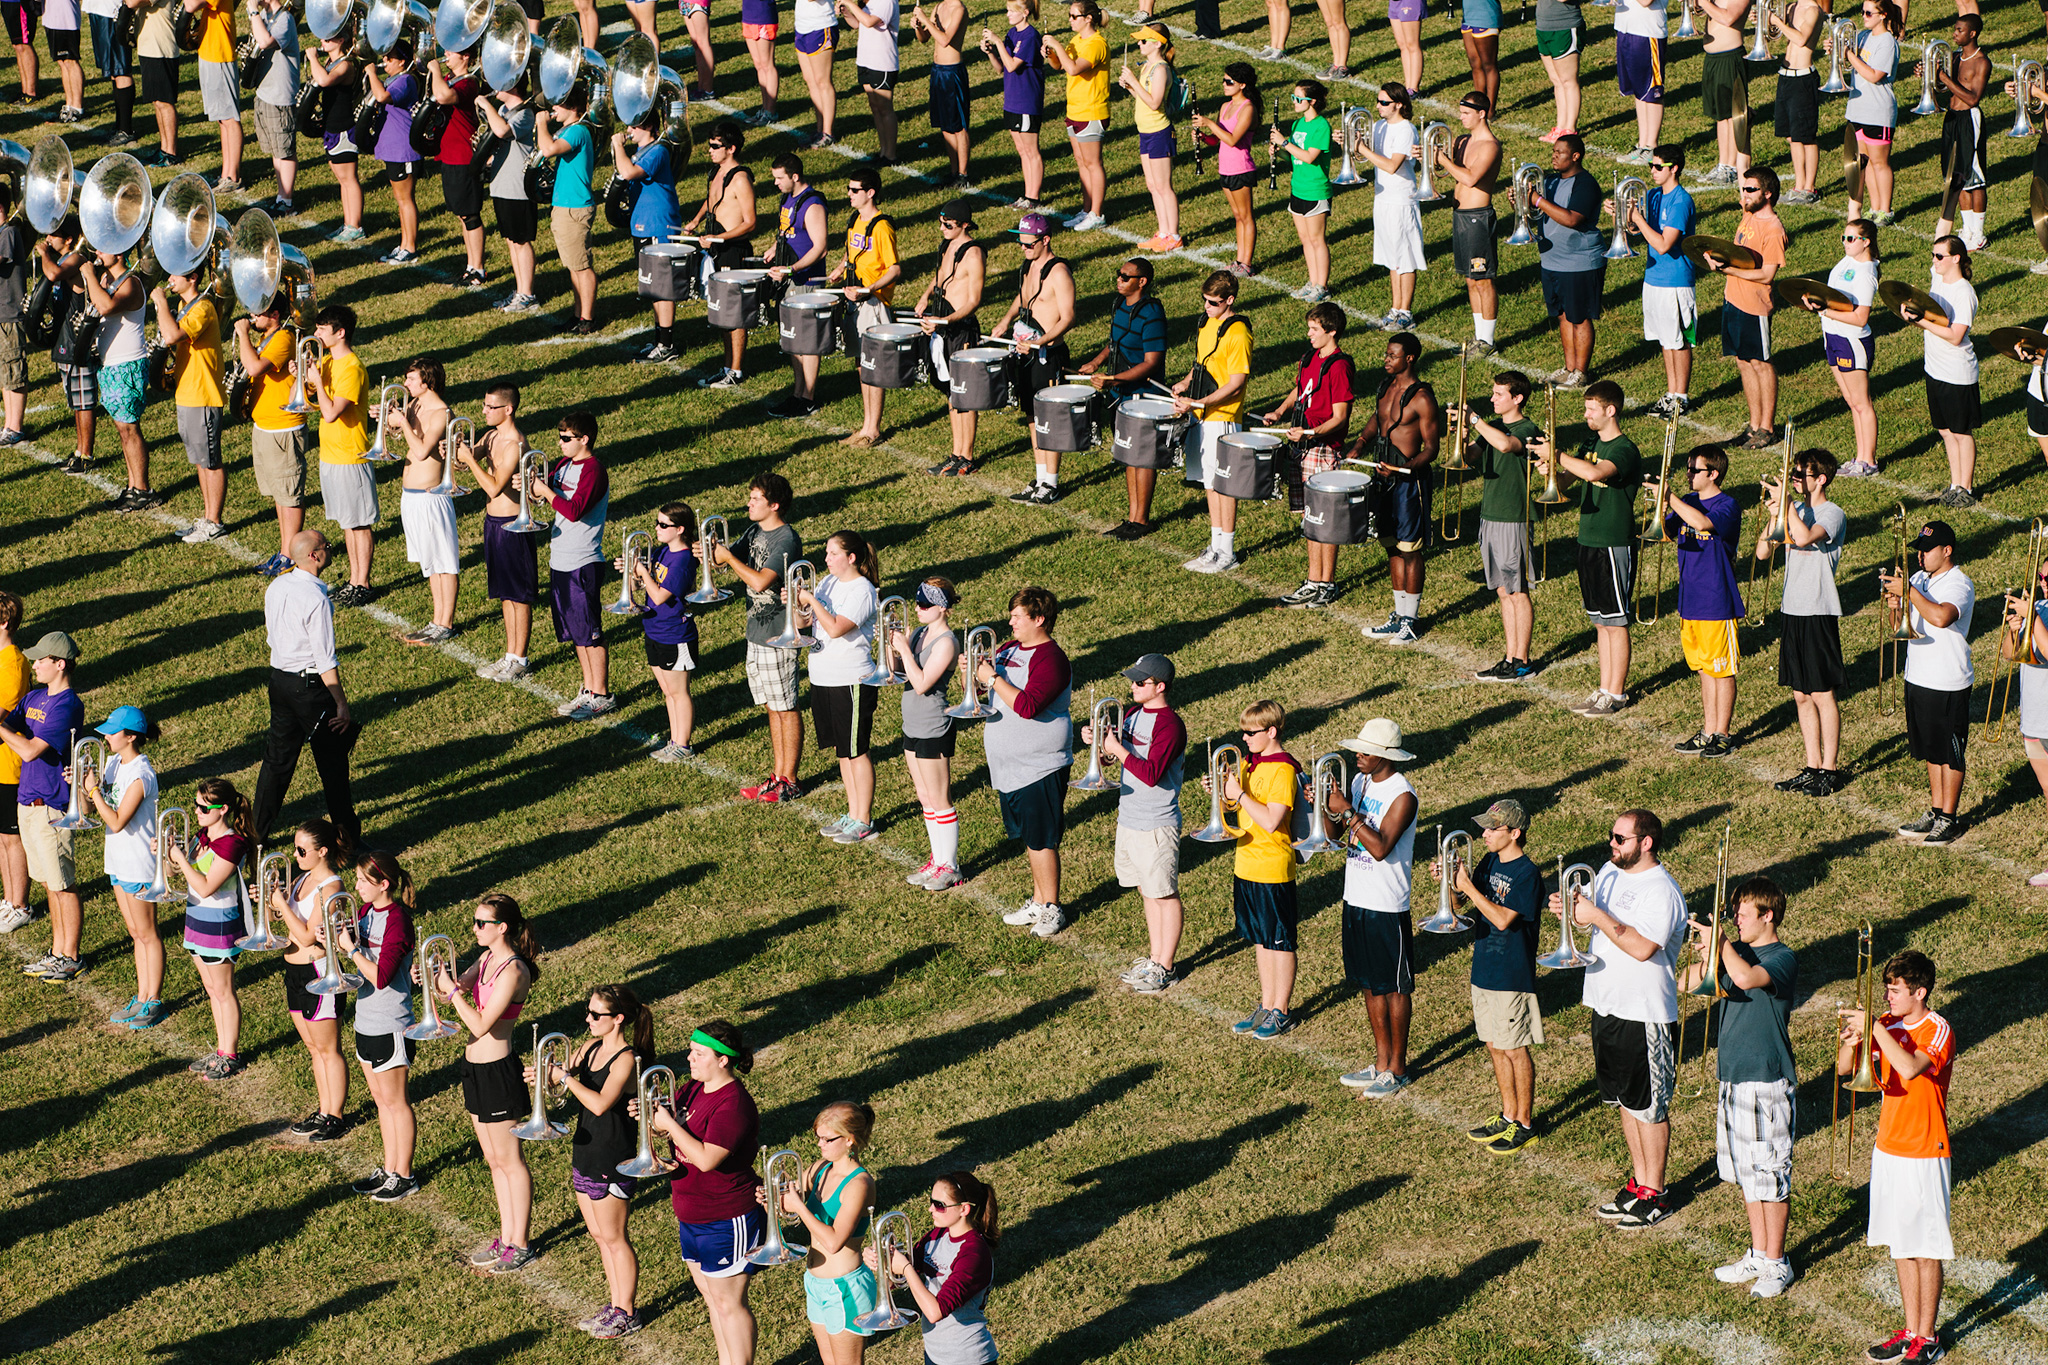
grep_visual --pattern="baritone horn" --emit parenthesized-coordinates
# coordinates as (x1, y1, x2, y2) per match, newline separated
(1820, 15, 1852, 94)
(1330, 104, 1368, 186)
(765, 557, 818, 649)
(49, 731, 111, 832)
(612, 33, 692, 162)
(1987, 518, 2048, 742)
(403, 933, 463, 1040)
(1676, 816, 1733, 1100)
(511, 1024, 575, 1140)
(1293, 751, 1348, 856)
(945, 624, 1000, 719)
(1831, 919, 1882, 1181)
(504, 448, 553, 533)
(2013, 59, 2047, 139)
(1415, 120, 1451, 201)
(1604, 175, 1647, 260)
(140, 807, 194, 904)
(606, 528, 654, 615)
(853, 1210, 921, 1332)
(431, 414, 472, 495)
(687, 514, 732, 603)
(1539, 859, 1598, 970)
(1420, 826, 1474, 934)
(863, 595, 910, 687)
(1505, 162, 1543, 246)
(748, 1150, 810, 1267)
(1913, 37, 1952, 116)
(308, 891, 366, 995)
(618, 1064, 680, 1176)
(237, 845, 296, 951)
(362, 374, 406, 461)
(1071, 687, 1125, 791)
(1190, 740, 1247, 843)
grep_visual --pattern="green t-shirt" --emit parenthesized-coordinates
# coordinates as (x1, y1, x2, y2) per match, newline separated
(1693, 939, 1797, 1086)
(1289, 115, 1331, 201)
(1574, 433, 1643, 549)
(1477, 415, 1539, 524)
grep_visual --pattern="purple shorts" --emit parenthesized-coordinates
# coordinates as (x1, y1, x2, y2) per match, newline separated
(1388, 0, 1425, 21)
(572, 1167, 638, 1200)
(1138, 127, 1174, 160)
(1824, 331, 1872, 373)
(1617, 33, 1663, 102)
(551, 562, 606, 646)
(794, 26, 835, 53)
(484, 513, 541, 605)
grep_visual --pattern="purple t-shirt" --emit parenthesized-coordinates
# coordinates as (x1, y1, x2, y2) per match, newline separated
(1002, 25, 1043, 115)
(740, 0, 776, 23)
(374, 71, 420, 164)
(643, 543, 700, 647)
(8, 687, 83, 807)
(1667, 490, 1745, 622)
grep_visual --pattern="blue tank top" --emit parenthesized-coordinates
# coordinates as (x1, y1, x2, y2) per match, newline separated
(779, 186, 828, 283)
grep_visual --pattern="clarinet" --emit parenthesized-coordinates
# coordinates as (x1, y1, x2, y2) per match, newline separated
(1268, 120, 1281, 192)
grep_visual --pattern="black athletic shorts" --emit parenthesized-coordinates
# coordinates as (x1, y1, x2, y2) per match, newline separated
(492, 194, 536, 245)
(903, 729, 958, 759)
(1591, 1010, 1677, 1123)
(1233, 877, 1299, 953)
(1904, 680, 1969, 770)
(46, 23, 81, 61)
(1778, 612, 1846, 694)
(140, 53, 179, 104)
(1578, 543, 1636, 627)
(442, 160, 484, 220)
(1772, 69, 1818, 143)
(0, 783, 16, 836)
(856, 64, 897, 91)
(1452, 206, 1498, 280)
(1018, 340, 1069, 410)
(811, 680, 879, 757)
(1342, 904, 1414, 995)
(997, 768, 1068, 850)
(461, 1052, 529, 1123)
(1701, 46, 1746, 122)
(1926, 376, 1981, 435)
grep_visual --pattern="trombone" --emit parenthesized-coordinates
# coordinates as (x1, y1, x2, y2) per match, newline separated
(748, 1150, 810, 1267)
(1876, 503, 1924, 717)
(1293, 751, 1347, 856)
(1419, 826, 1474, 934)
(1746, 424, 1794, 626)
(236, 846, 296, 951)
(511, 1024, 574, 1140)
(1190, 740, 1247, 843)
(1528, 382, 1569, 585)
(1070, 687, 1126, 791)
(605, 528, 654, 615)
(686, 514, 732, 604)
(1676, 816, 1733, 1100)
(1439, 342, 1471, 543)
(140, 807, 194, 904)
(617, 1064, 680, 1176)
(1831, 919, 1883, 1181)
(1987, 519, 2048, 742)
(862, 596, 911, 687)
(1538, 859, 1598, 969)
(403, 933, 462, 1039)
(945, 625, 1001, 720)
(1634, 408, 1680, 626)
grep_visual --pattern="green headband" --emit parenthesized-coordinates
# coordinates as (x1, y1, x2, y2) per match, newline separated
(691, 1028, 737, 1058)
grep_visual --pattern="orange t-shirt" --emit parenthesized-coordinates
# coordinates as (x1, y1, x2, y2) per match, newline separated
(1725, 209, 1787, 318)
(1873, 1010, 1954, 1160)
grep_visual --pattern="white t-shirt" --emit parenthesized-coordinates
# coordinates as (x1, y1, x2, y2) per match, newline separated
(1341, 769, 1415, 912)
(1615, 0, 1668, 39)
(806, 573, 878, 686)
(81, 0, 119, 19)
(1373, 119, 1417, 200)
(2020, 602, 2048, 741)
(855, 0, 900, 71)
(1822, 256, 1877, 341)
(1902, 565, 1975, 691)
(102, 754, 160, 886)
(1922, 274, 1978, 384)
(794, 0, 837, 33)
(1580, 859, 1686, 1024)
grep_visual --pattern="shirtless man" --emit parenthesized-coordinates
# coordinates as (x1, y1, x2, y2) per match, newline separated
(1697, 0, 1753, 185)
(682, 120, 760, 387)
(912, 0, 973, 185)
(989, 212, 1077, 504)
(914, 200, 987, 475)
(1435, 91, 1502, 353)
(391, 357, 460, 644)
(458, 381, 539, 680)
(1345, 333, 1441, 644)
(1924, 14, 1990, 246)
(1769, 0, 1826, 201)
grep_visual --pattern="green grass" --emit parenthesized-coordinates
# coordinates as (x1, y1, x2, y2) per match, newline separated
(5, 0, 2048, 1360)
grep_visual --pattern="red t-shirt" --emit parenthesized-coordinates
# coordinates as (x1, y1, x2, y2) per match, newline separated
(1293, 348, 1356, 447)
(441, 75, 480, 166)
(667, 1079, 763, 1222)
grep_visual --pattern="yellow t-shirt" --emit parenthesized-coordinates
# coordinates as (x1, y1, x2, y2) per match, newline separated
(318, 350, 369, 464)
(1063, 32, 1109, 121)
(197, 0, 236, 63)
(1132, 59, 1171, 134)
(175, 298, 225, 409)
(846, 212, 899, 304)
(1195, 313, 1251, 425)
(251, 327, 304, 432)
(0, 645, 27, 785)
(1232, 754, 1298, 885)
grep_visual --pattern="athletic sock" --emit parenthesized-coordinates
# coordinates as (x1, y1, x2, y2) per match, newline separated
(930, 807, 959, 868)
(654, 324, 672, 345)
(1042, 467, 1057, 489)
(921, 809, 938, 858)
(1961, 209, 1984, 239)
(1393, 590, 1421, 618)
(1474, 315, 1496, 344)
(1216, 531, 1235, 557)
(113, 83, 135, 135)
(1033, 462, 1050, 486)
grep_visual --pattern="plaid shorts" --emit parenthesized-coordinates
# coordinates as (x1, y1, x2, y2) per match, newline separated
(745, 640, 800, 711)
(59, 362, 99, 412)
(1716, 1077, 1795, 1202)
(1298, 444, 1340, 479)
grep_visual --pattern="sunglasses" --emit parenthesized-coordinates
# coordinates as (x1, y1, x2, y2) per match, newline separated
(1650, 162, 1671, 171)
(1116, 272, 1142, 282)
(1687, 465, 1710, 474)
(195, 800, 225, 811)
(1609, 831, 1635, 843)
(558, 430, 581, 440)
(473, 917, 499, 928)
(931, 1198, 962, 1209)
(1291, 94, 1309, 102)
(1842, 233, 1864, 242)
(586, 1008, 618, 1019)
(1203, 297, 1228, 307)
(1375, 97, 1394, 106)
(1931, 251, 1951, 260)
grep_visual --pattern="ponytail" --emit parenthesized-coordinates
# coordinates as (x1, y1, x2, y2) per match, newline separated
(817, 1100, 877, 1156)
(480, 892, 543, 981)
(830, 529, 881, 589)
(297, 817, 355, 870)
(938, 1169, 1000, 1243)
(593, 982, 654, 1053)
(196, 777, 254, 851)
(356, 848, 416, 911)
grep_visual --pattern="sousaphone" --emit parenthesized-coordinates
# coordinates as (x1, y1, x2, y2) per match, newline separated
(365, 0, 438, 57)
(540, 17, 610, 127)
(22, 135, 84, 234)
(610, 33, 691, 162)
(434, 0, 493, 53)
(480, 4, 535, 92)
(79, 152, 155, 257)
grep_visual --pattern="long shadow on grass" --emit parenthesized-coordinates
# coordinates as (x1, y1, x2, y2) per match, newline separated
(1013, 1166, 1408, 1365)
(0, 1052, 194, 1165)
(0, 1016, 66, 1056)
(1265, 1238, 1543, 1363)
(740, 943, 951, 1052)
(145, 1282, 399, 1364)
(886, 1064, 1162, 1190)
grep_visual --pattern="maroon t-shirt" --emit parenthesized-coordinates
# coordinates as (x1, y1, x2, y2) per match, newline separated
(440, 75, 480, 166)
(1294, 349, 1356, 446)
(667, 1079, 763, 1222)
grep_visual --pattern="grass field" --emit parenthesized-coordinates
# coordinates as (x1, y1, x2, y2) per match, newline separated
(6, 0, 2048, 1359)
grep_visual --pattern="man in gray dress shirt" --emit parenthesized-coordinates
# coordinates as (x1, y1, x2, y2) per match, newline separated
(253, 529, 361, 845)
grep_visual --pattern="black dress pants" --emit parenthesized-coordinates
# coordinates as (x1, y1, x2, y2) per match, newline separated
(252, 668, 362, 849)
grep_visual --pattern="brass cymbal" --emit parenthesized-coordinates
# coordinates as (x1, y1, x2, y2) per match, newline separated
(1983, 325, 2048, 362)
(1878, 279, 1948, 325)
(1771, 274, 1853, 311)
(1681, 233, 1762, 273)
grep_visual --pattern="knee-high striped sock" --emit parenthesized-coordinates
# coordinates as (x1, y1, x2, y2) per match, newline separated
(930, 807, 960, 869)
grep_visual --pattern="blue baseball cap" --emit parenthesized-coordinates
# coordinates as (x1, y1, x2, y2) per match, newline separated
(96, 705, 148, 736)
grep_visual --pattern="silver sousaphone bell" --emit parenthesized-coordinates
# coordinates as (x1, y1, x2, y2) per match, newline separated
(434, 0, 492, 53)
(480, 4, 534, 91)
(306, 0, 363, 43)
(539, 16, 610, 127)
(611, 32, 692, 164)
(79, 152, 155, 256)
(365, 0, 437, 58)
(23, 134, 85, 235)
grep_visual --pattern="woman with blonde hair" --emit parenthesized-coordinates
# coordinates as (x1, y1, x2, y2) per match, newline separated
(770, 1101, 879, 1363)
(1118, 24, 1180, 251)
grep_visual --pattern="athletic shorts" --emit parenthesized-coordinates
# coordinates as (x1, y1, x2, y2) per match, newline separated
(550, 562, 606, 647)
(746, 640, 800, 710)
(1866, 1150, 1954, 1261)
(998, 768, 1068, 851)
(199, 58, 242, 121)
(572, 1166, 639, 1200)
(1065, 117, 1105, 142)
(1138, 127, 1174, 160)
(100, 355, 147, 425)
(493, 194, 537, 245)
(8, 3, 43, 47)
(2030, 387, 2048, 440)
(1004, 109, 1040, 134)
(1220, 170, 1256, 191)
(929, 60, 969, 133)
(1542, 266, 1605, 324)
(744, 19, 779, 40)
(794, 26, 834, 53)
(856, 64, 897, 92)
(354, 1027, 415, 1073)
(676, 0, 709, 13)
(1926, 376, 1981, 434)
(1940, 106, 1987, 192)
(324, 130, 358, 165)
(1479, 516, 1529, 593)
(1235, 877, 1299, 953)
(1289, 195, 1330, 217)
(1578, 542, 1635, 628)
(553, 205, 596, 273)
(318, 458, 378, 530)
(1722, 306, 1772, 362)
(483, 513, 541, 604)
(1388, 0, 1426, 20)
(110, 875, 150, 895)
(1452, 207, 1497, 280)
(1852, 121, 1894, 146)
(18, 804, 75, 890)
(1186, 418, 1240, 490)
(384, 158, 419, 181)
(282, 957, 341, 1021)
(0, 785, 14, 836)
(400, 488, 461, 577)
(1616, 34, 1663, 103)
(178, 404, 223, 470)
(1778, 612, 1846, 694)
(1701, 46, 1746, 122)
(1904, 680, 1969, 769)
(1113, 823, 1181, 899)
(1591, 1009, 1677, 1125)
(1773, 68, 1818, 143)
(1342, 903, 1413, 994)
(810, 680, 879, 757)
(678, 1209, 765, 1275)
(1643, 284, 1697, 350)
(88, 13, 130, 78)
(1824, 331, 1872, 373)
(1535, 24, 1582, 58)
(1473, 985, 1545, 1048)
(646, 637, 698, 671)
(442, 160, 484, 220)
(252, 425, 310, 507)
(140, 53, 179, 104)
(461, 1052, 528, 1122)
(58, 361, 96, 412)
(1680, 617, 1739, 678)
(1716, 1077, 1795, 1202)
(46, 23, 80, 62)
(1018, 341, 1070, 419)
(804, 1265, 880, 1336)
(1378, 473, 1431, 554)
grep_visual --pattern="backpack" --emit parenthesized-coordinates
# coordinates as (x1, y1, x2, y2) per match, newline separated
(1186, 313, 1249, 401)
(1163, 69, 1195, 120)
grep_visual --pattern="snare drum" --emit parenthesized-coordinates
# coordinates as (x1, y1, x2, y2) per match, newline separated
(860, 323, 927, 388)
(1032, 384, 1097, 452)
(1302, 470, 1377, 544)
(638, 243, 701, 302)
(706, 269, 772, 331)
(1111, 398, 1183, 470)
(778, 292, 842, 355)
(949, 347, 1012, 411)
(1212, 431, 1281, 501)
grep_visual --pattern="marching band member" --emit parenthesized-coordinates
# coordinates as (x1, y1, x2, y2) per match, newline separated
(3, 634, 83, 980)
(1924, 15, 1988, 247)
(461, 382, 538, 682)
(246, 0, 300, 212)
(1460, 0, 1501, 108)
(1329, 716, 1416, 1093)
(480, 78, 541, 312)
(1078, 256, 1167, 530)
(79, 236, 156, 511)
(1386, 0, 1423, 96)
(842, 0, 901, 165)
(1762, 449, 1850, 796)
(1551, 807, 1686, 1229)
(150, 264, 228, 543)
(1538, 380, 1641, 717)
(1681, 877, 1797, 1298)
(1770, 0, 1824, 202)
(773, 1101, 878, 1362)
(438, 891, 541, 1264)
(1812, 221, 1880, 476)
(167, 776, 256, 1078)
(336, 849, 419, 1203)
(1209, 698, 1300, 1041)
(1042, 0, 1108, 232)
(1118, 24, 1180, 252)
(1844, 0, 1901, 223)
(980, 0, 1045, 212)
(429, 47, 488, 285)
(1697, 0, 1752, 185)
(90, 704, 164, 1029)
(187, 0, 243, 189)
(1613, 0, 1665, 166)
(537, 82, 601, 337)
(792, 530, 882, 843)
(1533, 0, 1584, 144)
(364, 41, 424, 265)
(1357, 82, 1423, 333)
(867, 1170, 1001, 1365)
(914, 201, 985, 478)
(391, 357, 460, 646)
(1192, 64, 1261, 277)
(1174, 270, 1252, 574)
(0, 593, 26, 931)
(614, 118, 681, 358)
(1627, 145, 1697, 418)
(892, 578, 961, 890)
(721, 472, 805, 802)
(535, 411, 614, 720)
(682, 122, 759, 380)
(640, 1020, 765, 1365)
(235, 282, 309, 576)
(1270, 78, 1333, 303)
(1269, 301, 1358, 583)
(1665, 444, 1744, 758)
(1435, 91, 1500, 352)
(912, 0, 973, 186)
(2001, 568, 2048, 885)
(986, 586, 1073, 938)
(275, 817, 351, 1139)
(306, 33, 366, 242)
(1452, 800, 1544, 1153)
(1882, 521, 1974, 847)
(1348, 332, 1439, 643)
(1839, 951, 1954, 1363)
(834, 169, 902, 449)
(33, 219, 97, 474)
(134, 0, 182, 165)
(1089, 652, 1185, 994)
(1712, 169, 1785, 450)
(41, 0, 82, 123)
(1530, 135, 1602, 389)
(1467, 369, 1538, 676)
(629, 503, 701, 762)
(793, 0, 838, 145)
(0, 178, 22, 448)
(539, 982, 652, 1338)
(307, 305, 375, 606)
(991, 213, 1075, 505)
(1907, 238, 1980, 508)
(763, 153, 831, 411)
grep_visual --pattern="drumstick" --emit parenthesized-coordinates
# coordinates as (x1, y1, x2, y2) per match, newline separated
(1145, 379, 1177, 398)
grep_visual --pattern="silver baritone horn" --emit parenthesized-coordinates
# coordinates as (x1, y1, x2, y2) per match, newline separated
(1604, 175, 1648, 260)
(1505, 162, 1542, 247)
(1415, 120, 1451, 201)
(944, 624, 1000, 720)
(1329, 102, 1368, 186)
(687, 514, 731, 604)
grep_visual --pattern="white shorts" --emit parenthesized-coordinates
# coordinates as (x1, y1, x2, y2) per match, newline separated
(1715, 1077, 1794, 1202)
(1867, 1149, 1953, 1260)
(400, 487, 461, 577)
(1113, 823, 1181, 899)
(1371, 194, 1427, 274)
(1186, 418, 1241, 490)
(1643, 283, 1697, 350)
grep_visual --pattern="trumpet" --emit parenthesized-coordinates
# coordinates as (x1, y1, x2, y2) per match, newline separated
(48, 732, 111, 832)
(403, 933, 463, 1040)
(606, 528, 654, 615)
(1330, 104, 1369, 186)
(766, 558, 819, 650)
(1071, 688, 1128, 791)
(1293, 751, 1348, 856)
(863, 595, 911, 687)
(236, 845, 295, 951)
(1676, 816, 1733, 1101)
(1831, 919, 1883, 1181)
(504, 448, 553, 534)
(1987, 519, 2048, 742)
(1419, 826, 1474, 934)
(1529, 383, 1568, 585)
(140, 807, 194, 904)
(1505, 163, 1543, 247)
(362, 375, 406, 461)
(853, 1209, 921, 1332)
(432, 414, 473, 495)
(1538, 859, 1598, 970)
(1415, 120, 1451, 201)
(1634, 409, 1680, 625)
(617, 1064, 680, 1176)
(1439, 343, 1471, 543)
(1912, 37, 1952, 117)
(687, 514, 732, 604)
(1746, 424, 1794, 626)
(308, 891, 366, 996)
(1190, 740, 1248, 844)
(945, 625, 1001, 720)
(1604, 176, 1647, 261)
(511, 1024, 575, 1140)
(748, 1150, 810, 1267)
(1877, 504, 1924, 717)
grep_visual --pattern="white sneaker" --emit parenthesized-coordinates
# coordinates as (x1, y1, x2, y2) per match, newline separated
(556, 688, 594, 717)
(1001, 898, 1044, 926)
(1713, 1250, 1763, 1284)
(577, 693, 619, 718)
(0, 902, 31, 933)
(1062, 210, 1091, 229)
(1750, 1258, 1795, 1298)
(1205, 551, 1238, 573)
(1182, 548, 1220, 572)
(1070, 212, 1106, 231)
(923, 865, 963, 890)
(181, 519, 223, 544)
(1029, 902, 1066, 937)
(477, 657, 511, 681)
(1119, 956, 1155, 985)
(819, 815, 855, 840)
(906, 859, 936, 886)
